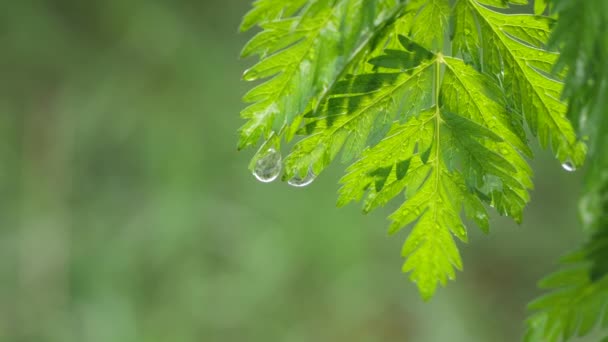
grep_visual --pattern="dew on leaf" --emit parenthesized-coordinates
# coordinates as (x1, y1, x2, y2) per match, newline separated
(288, 167, 316, 187)
(561, 160, 576, 172)
(242, 68, 259, 81)
(253, 148, 282, 183)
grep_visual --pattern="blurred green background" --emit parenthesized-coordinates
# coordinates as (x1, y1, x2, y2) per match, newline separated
(0, 1, 594, 341)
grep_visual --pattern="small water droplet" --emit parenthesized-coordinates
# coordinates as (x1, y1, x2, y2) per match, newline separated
(288, 167, 316, 187)
(561, 160, 576, 172)
(499, 147, 509, 155)
(253, 148, 282, 183)
(464, 28, 471, 35)
(242, 68, 259, 81)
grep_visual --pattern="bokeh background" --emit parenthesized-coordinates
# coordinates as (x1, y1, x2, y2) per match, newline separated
(0, 1, 596, 341)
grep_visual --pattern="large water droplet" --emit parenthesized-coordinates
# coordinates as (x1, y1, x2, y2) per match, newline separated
(253, 148, 282, 183)
(561, 160, 576, 172)
(287, 167, 316, 187)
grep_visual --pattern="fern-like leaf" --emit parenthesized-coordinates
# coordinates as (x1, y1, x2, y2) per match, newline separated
(239, 0, 400, 150)
(453, 0, 585, 164)
(330, 44, 533, 297)
(525, 230, 608, 342)
(526, 0, 608, 340)
(238, 0, 586, 300)
(240, 0, 308, 32)
(283, 36, 434, 180)
(441, 56, 533, 221)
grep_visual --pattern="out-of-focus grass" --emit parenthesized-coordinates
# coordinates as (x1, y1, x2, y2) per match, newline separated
(0, 1, 593, 341)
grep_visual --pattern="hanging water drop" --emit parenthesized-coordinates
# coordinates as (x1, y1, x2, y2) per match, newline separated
(252, 148, 282, 183)
(288, 167, 316, 187)
(561, 160, 576, 172)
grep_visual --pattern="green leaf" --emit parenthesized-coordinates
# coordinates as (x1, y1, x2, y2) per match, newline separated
(454, 0, 586, 166)
(534, 0, 548, 15)
(441, 56, 533, 221)
(551, 0, 608, 138)
(239, 0, 400, 150)
(334, 52, 523, 298)
(550, 0, 608, 236)
(283, 45, 436, 180)
(385, 104, 511, 299)
(526, 3, 608, 339)
(525, 229, 608, 342)
(238, 0, 589, 300)
(406, 0, 451, 51)
(240, 0, 308, 32)
(337, 110, 435, 211)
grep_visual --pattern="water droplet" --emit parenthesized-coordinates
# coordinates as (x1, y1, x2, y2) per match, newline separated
(464, 28, 471, 35)
(242, 68, 259, 81)
(499, 147, 509, 155)
(288, 167, 316, 187)
(253, 148, 282, 183)
(561, 160, 576, 172)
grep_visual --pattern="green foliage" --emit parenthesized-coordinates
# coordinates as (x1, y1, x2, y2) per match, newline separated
(453, 0, 585, 164)
(525, 0, 608, 340)
(335, 49, 534, 299)
(238, 0, 401, 150)
(524, 230, 608, 342)
(547, 0, 608, 228)
(239, 0, 587, 300)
